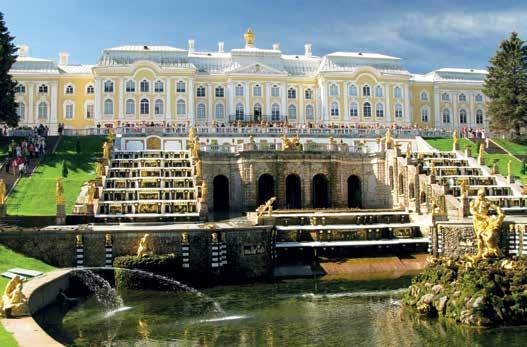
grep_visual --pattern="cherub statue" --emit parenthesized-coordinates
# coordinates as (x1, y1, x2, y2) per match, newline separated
(137, 234, 154, 257)
(181, 232, 189, 243)
(56, 177, 65, 205)
(105, 234, 112, 246)
(75, 234, 83, 247)
(0, 276, 29, 317)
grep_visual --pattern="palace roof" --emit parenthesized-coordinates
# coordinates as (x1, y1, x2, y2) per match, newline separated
(412, 68, 488, 84)
(12, 56, 60, 74)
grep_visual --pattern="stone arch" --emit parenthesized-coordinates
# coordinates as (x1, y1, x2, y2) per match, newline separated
(420, 191, 427, 204)
(347, 175, 362, 208)
(312, 173, 330, 208)
(257, 174, 275, 206)
(409, 182, 415, 199)
(213, 175, 229, 211)
(285, 174, 301, 209)
(398, 173, 405, 195)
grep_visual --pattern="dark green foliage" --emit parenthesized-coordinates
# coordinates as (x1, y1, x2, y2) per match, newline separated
(75, 139, 81, 154)
(61, 160, 68, 177)
(483, 32, 527, 142)
(113, 254, 180, 290)
(0, 12, 18, 126)
(404, 257, 527, 327)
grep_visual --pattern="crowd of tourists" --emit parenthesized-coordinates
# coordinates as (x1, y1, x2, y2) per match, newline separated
(2, 126, 48, 176)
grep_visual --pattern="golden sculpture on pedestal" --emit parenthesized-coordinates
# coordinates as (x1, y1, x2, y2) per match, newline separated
(56, 177, 65, 205)
(452, 130, 458, 150)
(137, 234, 154, 257)
(478, 143, 485, 162)
(281, 134, 301, 151)
(102, 141, 110, 161)
(384, 129, 395, 149)
(0, 276, 29, 317)
(256, 197, 276, 216)
(76, 234, 83, 247)
(469, 188, 506, 259)
(406, 143, 412, 157)
(87, 182, 95, 204)
(194, 159, 202, 179)
(244, 27, 255, 47)
(507, 160, 512, 177)
(191, 141, 200, 159)
(460, 179, 469, 199)
(200, 181, 208, 203)
(95, 162, 105, 178)
(0, 179, 6, 205)
(105, 234, 112, 246)
(329, 136, 337, 145)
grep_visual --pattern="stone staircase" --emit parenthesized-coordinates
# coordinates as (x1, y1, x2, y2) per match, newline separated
(96, 150, 201, 221)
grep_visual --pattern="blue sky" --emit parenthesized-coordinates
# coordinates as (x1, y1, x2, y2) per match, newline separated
(2, 0, 526, 73)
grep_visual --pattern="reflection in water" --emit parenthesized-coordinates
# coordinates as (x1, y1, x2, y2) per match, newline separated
(35, 277, 527, 347)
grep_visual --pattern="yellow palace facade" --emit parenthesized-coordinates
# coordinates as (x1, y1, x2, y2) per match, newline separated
(12, 29, 488, 133)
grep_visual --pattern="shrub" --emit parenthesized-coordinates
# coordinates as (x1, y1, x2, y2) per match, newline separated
(113, 254, 181, 290)
(61, 160, 68, 177)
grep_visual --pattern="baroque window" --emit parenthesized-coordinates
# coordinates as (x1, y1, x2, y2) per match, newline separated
(376, 103, 384, 117)
(349, 102, 358, 117)
(420, 91, 428, 101)
(215, 86, 224, 97)
(155, 99, 164, 115)
(86, 85, 95, 94)
(363, 102, 371, 117)
(15, 84, 26, 93)
(15, 102, 25, 119)
(362, 85, 371, 97)
(38, 102, 48, 119)
(421, 108, 429, 122)
(126, 80, 135, 93)
(177, 100, 186, 115)
(154, 80, 164, 93)
(271, 85, 280, 97)
(375, 85, 383, 98)
(329, 84, 338, 97)
(288, 87, 296, 99)
(459, 109, 467, 124)
(65, 103, 74, 119)
(459, 93, 467, 102)
(39, 84, 48, 94)
(85, 103, 94, 119)
(65, 84, 74, 94)
(236, 103, 245, 120)
(104, 80, 114, 93)
(331, 102, 339, 116)
(196, 86, 206, 97)
(126, 99, 135, 115)
(348, 85, 357, 96)
(140, 98, 149, 115)
(215, 103, 225, 119)
(103, 99, 113, 115)
(271, 103, 280, 121)
(476, 109, 484, 124)
(394, 86, 402, 98)
(305, 88, 313, 99)
(442, 109, 451, 123)
(306, 105, 314, 120)
(253, 85, 262, 97)
(197, 103, 206, 118)
(235, 84, 244, 97)
(395, 103, 403, 118)
(176, 81, 186, 93)
(140, 80, 149, 93)
(288, 104, 297, 119)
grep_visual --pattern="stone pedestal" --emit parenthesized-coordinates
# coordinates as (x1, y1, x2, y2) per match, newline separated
(56, 204, 66, 225)
(87, 203, 94, 217)
(199, 202, 208, 221)
(478, 155, 484, 166)
(508, 175, 514, 184)
(453, 143, 460, 152)
(464, 148, 470, 158)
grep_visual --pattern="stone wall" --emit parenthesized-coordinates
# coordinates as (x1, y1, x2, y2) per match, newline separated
(0, 225, 274, 282)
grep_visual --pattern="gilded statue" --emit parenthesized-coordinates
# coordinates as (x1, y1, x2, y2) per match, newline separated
(256, 197, 276, 217)
(329, 136, 337, 145)
(75, 234, 83, 247)
(188, 127, 197, 141)
(244, 27, 255, 47)
(430, 162, 436, 176)
(0, 179, 6, 205)
(478, 143, 485, 160)
(182, 232, 189, 243)
(95, 162, 105, 178)
(87, 182, 95, 204)
(137, 233, 154, 257)
(56, 177, 65, 205)
(384, 128, 395, 149)
(105, 234, 112, 246)
(191, 141, 200, 159)
(194, 159, 202, 179)
(107, 129, 115, 144)
(406, 143, 412, 157)
(0, 276, 29, 317)
(452, 130, 458, 149)
(507, 160, 512, 177)
(460, 179, 469, 199)
(200, 181, 208, 202)
(102, 141, 110, 160)
(211, 232, 218, 243)
(281, 134, 301, 151)
(469, 188, 506, 259)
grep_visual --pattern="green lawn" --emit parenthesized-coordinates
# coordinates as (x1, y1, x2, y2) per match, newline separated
(0, 244, 55, 347)
(493, 138, 527, 157)
(426, 137, 527, 183)
(6, 136, 105, 216)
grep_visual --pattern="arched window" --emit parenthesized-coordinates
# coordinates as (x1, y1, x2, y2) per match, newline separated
(197, 103, 206, 118)
(104, 80, 114, 93)
(253, 85, 262, 97)
(348, 84, 357, 96)
(475, 94, 484, 103)
(305, 88, 313, 99)
(140, 80, 149, 93)
(196, 85, 206, 97)
(236, 103, 245, 120)
(421, 107, 429, 122)
(15, 84, 26, 93)
(271, 85, 280, 97)
(85, 102, 94, 119)
(215, 103, 225, 119)
(306, 105, 314, 120)
(125, 99, 135, 115)
(288, 87, 296, 99)
(395, 103, 403, 118)
(177, 100, 186, 115)
(140, 98, 149, 115)
(459, 109, 467, 124)
(103, 99, 113, 115)
(254, 103, 262, 119)
(331, 102, 339, 116)
(64, 103, 74, 119)
(375, 85, 383, 97)
(155, 99, 164, 115)
(38, 102, 48, 119)
(394, 86, 402, 98)
(86, 85, 95, 94)
(235, 84, 244, 96)
(65, 84, 74, 94)
(176, 81, 186, 93)
(442, 109, 451, 123)
(459, 93, 467, 102)
(154, 80, 164, 93)
(362, 85, 371, 97)
(271, 103, 280, 121)
(38, 84, 48, 94)
(125, 80, 135, 93)
(363, 102, 371, 117)
(288, 104, 297, 119)
(476, 109, 484, 124)
(349, 102, 358, 117)
(215, 86, 224, 97)
(15, 102, 25, 119)
(329, 84, 338, 96)
(420, 91, 428, 101)
(441, 92, 450, 101)
(376, 103, 384, 117)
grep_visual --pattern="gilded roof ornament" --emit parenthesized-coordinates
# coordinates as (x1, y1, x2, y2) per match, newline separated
(244, 27, 255, 47)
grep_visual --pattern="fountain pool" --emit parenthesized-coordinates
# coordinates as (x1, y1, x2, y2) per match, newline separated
(35, 276, 527, 346)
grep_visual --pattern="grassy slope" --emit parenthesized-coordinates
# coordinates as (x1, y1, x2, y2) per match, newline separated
(6, 136, 105, 216)
(425, 137, 527, 183)
(493, 138, 527, 157)
(0, 244, 55, 347)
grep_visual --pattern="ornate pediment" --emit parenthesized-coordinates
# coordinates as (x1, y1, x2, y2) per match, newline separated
(229, 63, 287, 76)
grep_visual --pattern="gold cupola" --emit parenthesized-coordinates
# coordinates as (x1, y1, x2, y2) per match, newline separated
(244, 27, 255, 48)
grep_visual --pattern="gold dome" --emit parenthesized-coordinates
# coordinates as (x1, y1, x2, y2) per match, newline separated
(244, 27, 255, 47)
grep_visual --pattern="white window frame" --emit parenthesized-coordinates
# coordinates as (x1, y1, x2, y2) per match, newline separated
(235, 84, 244, 97)
(421, 107, 429, 122)
(154, 99, 164, 115)
(85, 101, 94, 119)
(125, 99, 135, 115)
(86, 84, 95, 94)
(140, 98, 149, 115)
(16, 101, 25, 119)
(271, 103, 280, 121)
(288, 87, 296, 99)
(103, 98, 113, 115)
(375, 85, 383, 98)
(215, 103, 225, 119)
(215, 86, 224, 98)
(38, 84, 48, 94)
(63, 101, 74, 120)
(348, 84, 357, 97)
(271, 85, 280, 97)
(394, 86, 402, 98)
(288, 104, 297, 119)
(305, 104, 314, 120)
(177, 99, 186, 115)
(196, 85, 206, 97)
(442, 108, 451, 123)
(38, 101, 48, 119)
(376, 103, 384, 117)
(420, 91, 428, 101)
(330, 101, 339, 117)
(176, 81, 186, 93)
(395, 103, 403, 118)
(304, 88, 313, 99)
(154, 80, 164, 93)
(349, 102, 358, 117)
(126, 80, 136, 93)
(253, 85, 262, 97)
(329, 84, 339, 97)
(103, 80, 114, 93)
(64, 84, 74, 95)
(196, 103, 206, 118)
(363, 102, 371, 117)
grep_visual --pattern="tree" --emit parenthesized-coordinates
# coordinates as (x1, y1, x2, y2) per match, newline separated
(0, 12, 18, 127)
(76, 139, 81, 154)
(62, 160, 68, 178)
(483, 32, 527, 142)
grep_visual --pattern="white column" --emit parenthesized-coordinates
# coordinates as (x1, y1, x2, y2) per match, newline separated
(95, 78, 102, 121)
(343, 84, 348, 123)
(318, 79, 327, 122)
(50, 81, 58, 126)
(265, 83, 271, 117)
(299, 85, 304, 124)
(227, 81, 234, 119)
(385, 83, 391, 123)
(404, 84, 411, 123)
(468, 91, 474, 126)
(433, 86, 440, 128)
(118, 78, 124, 121)
(28, 83, 34, 125)
(244, 82, 250, 120)
(208, 83, 213, 123)
(281, 82, 287, 121)
(188, 78, 195, 124)
(452, 91, 457, 129)
(165, 78, 172, 121)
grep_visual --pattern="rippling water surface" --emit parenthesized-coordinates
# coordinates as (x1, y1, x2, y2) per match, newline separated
(36, 276, 527, 346)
